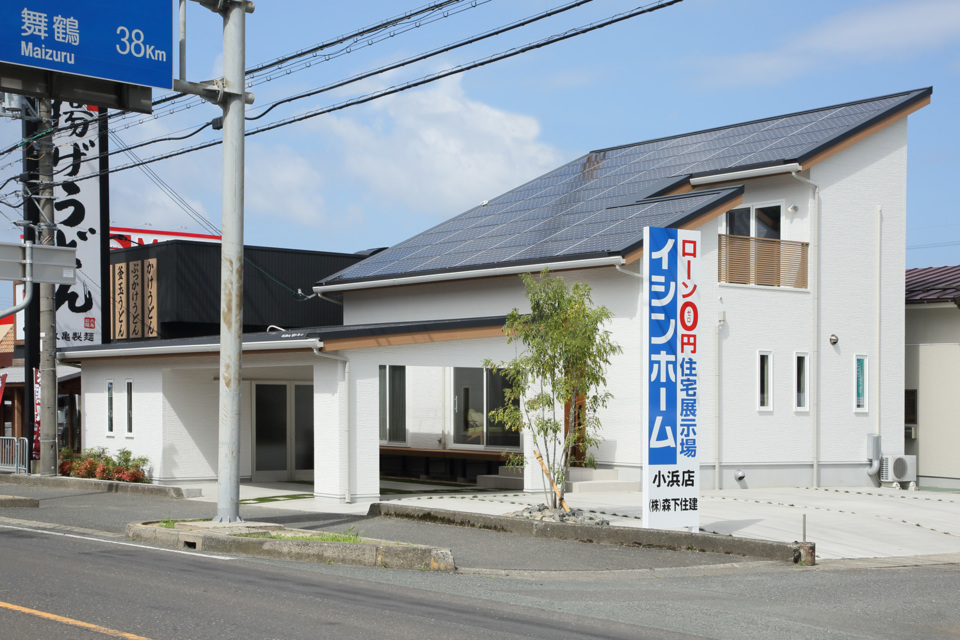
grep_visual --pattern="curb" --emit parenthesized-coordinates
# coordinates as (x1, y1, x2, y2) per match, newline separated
(0, 473, 198, 499)
(126, 521, 456, 571)
(368, 503, 816, 565)
(0, 495, 39, 508)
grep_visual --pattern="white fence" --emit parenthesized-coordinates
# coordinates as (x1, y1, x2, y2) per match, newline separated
(0, 437, 29, 474)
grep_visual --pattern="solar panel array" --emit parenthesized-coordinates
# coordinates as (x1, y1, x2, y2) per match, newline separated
(321, 89, 927, 286)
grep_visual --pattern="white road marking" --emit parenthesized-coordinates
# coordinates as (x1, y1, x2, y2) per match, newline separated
(0, 523, 237, 560)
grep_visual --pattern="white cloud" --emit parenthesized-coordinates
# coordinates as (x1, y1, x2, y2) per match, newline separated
(245, 142, 329, 227)
(695, 0, 960, 86)
(312, 76, 566, 219)
(111, 177, 214, 232)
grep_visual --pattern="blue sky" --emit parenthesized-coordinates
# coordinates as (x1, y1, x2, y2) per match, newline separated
(1, 0, 959, 306)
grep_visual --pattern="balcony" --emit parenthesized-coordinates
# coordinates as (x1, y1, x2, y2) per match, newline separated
(718, 234, 808, 289)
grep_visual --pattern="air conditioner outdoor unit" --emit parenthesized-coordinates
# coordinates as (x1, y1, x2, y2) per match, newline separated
(880, 455, 917, 483)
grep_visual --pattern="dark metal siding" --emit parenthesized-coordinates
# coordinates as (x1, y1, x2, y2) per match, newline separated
(110, 241, 363, 340)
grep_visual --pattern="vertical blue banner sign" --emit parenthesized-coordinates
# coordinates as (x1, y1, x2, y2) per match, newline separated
(642, 227, 700, 530)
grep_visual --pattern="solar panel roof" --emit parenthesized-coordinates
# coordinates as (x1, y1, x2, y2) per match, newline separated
(318, 88, 930, 289)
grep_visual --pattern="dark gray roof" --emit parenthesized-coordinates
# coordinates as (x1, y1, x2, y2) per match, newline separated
(906, 265, 960, 304)
(319, 88, 931, 289)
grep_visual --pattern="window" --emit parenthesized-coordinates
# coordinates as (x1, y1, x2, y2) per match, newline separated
(106, 380, 114, 434)
(726, 205, 782, 240)
(453, 368, 520, 448)
(905, 389, 918, 425)
(125, 380, 133, 435)
(794, 353, 808, 411)
(719, 204, 808, 289)
(854, 355, 868, 412)
(758, 351, 773, 411)
(378, 366, 406, 443)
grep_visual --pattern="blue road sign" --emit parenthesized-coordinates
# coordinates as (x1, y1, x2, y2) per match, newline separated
(1, 1, 173, 90)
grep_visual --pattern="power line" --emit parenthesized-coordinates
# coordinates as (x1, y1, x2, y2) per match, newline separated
(108, 131, 221, 236)
(16, 0, 685, 190)
(246, 0, 475, 79)
(246, 0, 598, 122)
(109, 0, 489, 131)
(908, 240, 960, 250)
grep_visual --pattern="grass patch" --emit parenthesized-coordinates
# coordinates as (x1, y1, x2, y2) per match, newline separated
(235, 527, 365, 544)
(158, 517, 176, 529)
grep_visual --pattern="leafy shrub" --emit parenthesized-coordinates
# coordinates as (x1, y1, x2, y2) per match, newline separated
(59, 447, 150, 483)
(94, 462, 113, 480)
(73, 457, 98, 478)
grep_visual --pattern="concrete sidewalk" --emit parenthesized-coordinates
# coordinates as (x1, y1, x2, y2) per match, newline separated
(176, 481, 960, 562)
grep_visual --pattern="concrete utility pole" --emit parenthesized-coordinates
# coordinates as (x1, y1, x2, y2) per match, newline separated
(37, 98, 57, 475)
(213, 0, 251, 523)
(172, 0, 253, 521)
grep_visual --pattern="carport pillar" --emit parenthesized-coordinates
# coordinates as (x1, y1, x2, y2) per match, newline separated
(313, 357, 380, 503)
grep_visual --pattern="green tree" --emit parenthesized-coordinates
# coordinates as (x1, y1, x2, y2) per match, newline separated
(485, 269, 621, 509)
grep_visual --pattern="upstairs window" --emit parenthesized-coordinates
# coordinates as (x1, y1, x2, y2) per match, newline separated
(726, 205, 781, 240)
(719, 204, 807, 288)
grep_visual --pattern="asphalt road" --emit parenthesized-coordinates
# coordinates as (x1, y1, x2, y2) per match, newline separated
(2, 484, 960, 639)
(0, 526, 691, 639)
(0, 484, 744, 571)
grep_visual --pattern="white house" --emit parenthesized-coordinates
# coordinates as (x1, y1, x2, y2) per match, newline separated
(905, 265, 960, 489)
(63, 88, 931, 501)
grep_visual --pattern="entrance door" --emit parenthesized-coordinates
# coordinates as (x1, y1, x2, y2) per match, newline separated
(254, 383, 314, 481)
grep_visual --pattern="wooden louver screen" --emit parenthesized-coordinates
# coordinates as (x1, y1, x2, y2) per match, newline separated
(718, 234, 808, 289)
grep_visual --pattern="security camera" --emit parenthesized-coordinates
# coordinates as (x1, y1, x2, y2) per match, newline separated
(734, 470, 746, 482)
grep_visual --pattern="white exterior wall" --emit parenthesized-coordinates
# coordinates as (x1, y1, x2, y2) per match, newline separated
(80, 360, 164, 479)
(344, 275, 531, 325)
(712, 175, 815, 487)
(811, 119, 907, 484)
(906, 303, 960, 488)
(80, 351, 315, 484)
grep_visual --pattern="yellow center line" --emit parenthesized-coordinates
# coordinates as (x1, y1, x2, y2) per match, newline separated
(0, 600, 155, 640)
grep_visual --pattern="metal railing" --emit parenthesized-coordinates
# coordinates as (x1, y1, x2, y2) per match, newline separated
(718, 234, 809, 289)
(0, 437, 29, 474)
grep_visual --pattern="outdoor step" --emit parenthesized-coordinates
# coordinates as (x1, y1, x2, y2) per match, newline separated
(566, 467, 620, 482)
(476, 474, 524, 490)
(496, 466, 523, 478)
(565, 480, 642, 493)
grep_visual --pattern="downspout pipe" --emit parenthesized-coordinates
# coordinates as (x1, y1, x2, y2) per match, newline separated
(790, 169, 821, 488)
(875, 205, 883, 436)
(312, 346, 352, 503)
(715, 310, 724, 490)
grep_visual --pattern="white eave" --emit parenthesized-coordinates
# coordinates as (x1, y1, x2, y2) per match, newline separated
(60, 338, 322, 360)
(314, 255, 626, 294)
(689, 162, 803, 186)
